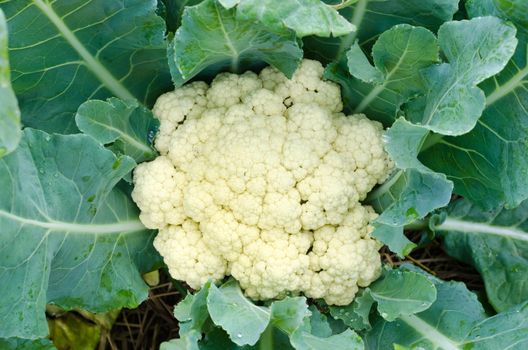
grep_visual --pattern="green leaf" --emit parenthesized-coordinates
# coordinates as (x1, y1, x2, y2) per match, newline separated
(198, 327, 241, 350)
(219, 0, 240, 9)
(419, 0, 528, 210)
(206, 279, 271, 346)
(368, 269, 437, 321)
(370, 223, 415, 258)
(463, 302, 528, 349)
(467, 0, 528, 31)
(175, 281, 212, 344)
(303, 0, 458, 64)
(75, 98, 159, 163)
(347, 25, 439, 125)
(0, 9, 20, 158)
(290, 328, 364, 350)
(405, 16, 518, 136)
(350, 0, 459, 47)
(159, 0, 203, 33)
(270, 297, 310, 335)
(435, 198, 528, 312)
(363, 266, 488, 350)
(371, 119, 453, 227)
(345, 42, 382, 84)
(330, 268, 436, 327)
(3, 0, 171, 133)
(0, 129, 157, 339)
(0, 338, 57, 350)
(160, 333, 202, 350)
(234, 0, 355, 38)
(307, 305, 333, 337)
(170, 0, 303, 85)
(367, 123, 453, 258)
(329, 289, 374, 331)
(48, 312, 104, 350)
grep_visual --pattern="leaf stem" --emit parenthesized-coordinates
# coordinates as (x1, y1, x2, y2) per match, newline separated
(404, 219, 429, 231)
(32, 0, 135, 101)
(366, 169, 403, 204)
(332, 0, 360, 10)
(337, 0, 368, 58)
(259, 325, 273, 350)
(485, 45, 528, 106)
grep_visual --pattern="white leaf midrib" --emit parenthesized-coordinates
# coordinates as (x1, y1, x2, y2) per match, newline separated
(0, 209, 145, 234)
(438, 217, 528, 242)
(400, 314, 461, 350)
(32, 0, 135, 101)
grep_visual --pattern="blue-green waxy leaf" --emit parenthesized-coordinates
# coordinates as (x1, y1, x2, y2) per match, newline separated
(206, 279, 270, 346)
(218, 0, 240, 9)
(304, 0, 458, 64)
(170, 0, 303, 85)
(345, 42, 383, 84)
(367, 118, 452, 257)
(233, 0, 355, 38)
(171, 281, 212, 349)
(160, 333, 201, 350)
(330, 267, 436, 329)
(347, 25, 439, 125)
(290, 328, 364, 350)
(270, 297, 310, 335)
(370, 223, 415, 258)
(374, 119, 453, 225)
(435, 199, 528, 312)
(0, 338, 57, 350)
(419, 0, 528, 210)
(367, 269, 437, 321)
(3, 0, 171, 133)
(463, 302, 528, 349)
(0, 9, 20, 158)
(406, 16, 518, 136)
(364, 265, 528, 350)
(75, 98, 159, 163)
(0, 129, 158, 339)
(329, 289, 374, 331)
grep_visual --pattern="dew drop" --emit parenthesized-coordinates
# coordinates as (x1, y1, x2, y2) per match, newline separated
(236, 333, 243, 338)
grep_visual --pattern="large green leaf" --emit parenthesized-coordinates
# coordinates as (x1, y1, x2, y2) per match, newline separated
(0, 338, 57, 350)
(330, 268, 436, 329)
(0, 129, 157, 339)
(0, 9, 20, 158)
(366, 119, 452, 257)
(405, 16, 517, 136)
(373, 119, 453, 226)
(207, 279, 270, 346)
(229, 0, 354, 38)
(290, 329, 364, 350)
(158, 0, 203, 33)
(304, 0, 458, 63)
(345, 25, 439, 125)
(75, 98, 159, 163)
(2, 0, 171, 133)
(435, 199, 528, 312)
(170, 0, 303, 85)
(419, 0, 528, 210)
(362, 265, 528, 350)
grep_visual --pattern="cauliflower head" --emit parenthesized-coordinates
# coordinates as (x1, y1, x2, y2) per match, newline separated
(132, 59, 394, 305)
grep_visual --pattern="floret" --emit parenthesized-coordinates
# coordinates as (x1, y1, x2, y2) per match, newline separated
(132, 59, 393, 305)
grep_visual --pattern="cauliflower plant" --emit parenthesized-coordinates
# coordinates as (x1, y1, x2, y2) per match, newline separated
(132, 59, 393, 305)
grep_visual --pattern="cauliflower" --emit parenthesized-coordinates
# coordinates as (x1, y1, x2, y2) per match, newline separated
(132, 59, 393, 305)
